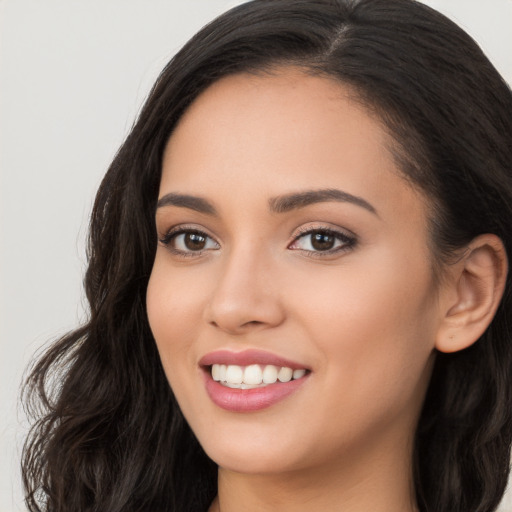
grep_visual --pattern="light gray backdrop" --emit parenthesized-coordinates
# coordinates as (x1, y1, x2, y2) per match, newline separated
(1, 1, 511, 511)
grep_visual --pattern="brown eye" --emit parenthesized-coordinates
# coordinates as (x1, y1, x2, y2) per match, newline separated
(289, 228, 356, 255)
(310, 232, 336, 251)
(160, 228, 220, 255)
(184, 233, 207, 250)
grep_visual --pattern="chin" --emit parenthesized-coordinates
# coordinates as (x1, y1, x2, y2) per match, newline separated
(206, 449, 296, 476)
(195, 427, 307, 475)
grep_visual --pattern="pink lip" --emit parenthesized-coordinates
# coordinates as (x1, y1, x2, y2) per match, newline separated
(199, 349, 310, 413)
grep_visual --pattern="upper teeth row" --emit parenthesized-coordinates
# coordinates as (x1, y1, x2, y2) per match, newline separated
(211, 364, 306, 387)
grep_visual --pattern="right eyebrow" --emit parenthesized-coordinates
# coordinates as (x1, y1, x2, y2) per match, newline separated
(156, 193, 218, 215)
(268, 188, 377, 216)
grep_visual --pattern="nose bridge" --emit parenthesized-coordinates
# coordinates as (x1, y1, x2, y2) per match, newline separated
(204, 238, 284, 334)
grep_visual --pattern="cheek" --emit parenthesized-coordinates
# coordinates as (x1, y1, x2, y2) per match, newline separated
(285, 249, 438, 412)
(146, 261, 205, 387)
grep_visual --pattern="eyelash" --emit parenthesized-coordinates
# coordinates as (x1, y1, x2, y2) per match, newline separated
(290, 226, 357, 258)
(159, 227, 217, 258)
(158, 225, 357, 259)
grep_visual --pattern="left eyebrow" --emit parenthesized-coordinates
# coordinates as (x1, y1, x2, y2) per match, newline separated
(156, 193, 218, 215)
(268, 188, 378, 216)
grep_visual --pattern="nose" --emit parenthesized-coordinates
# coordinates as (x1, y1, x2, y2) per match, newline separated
(203, 246, 286, 335)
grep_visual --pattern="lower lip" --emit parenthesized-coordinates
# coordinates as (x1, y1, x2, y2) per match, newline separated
(203, 371, 309, 412)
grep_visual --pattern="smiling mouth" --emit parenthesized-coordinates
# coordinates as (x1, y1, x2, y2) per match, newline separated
(210, 363, 308, 389)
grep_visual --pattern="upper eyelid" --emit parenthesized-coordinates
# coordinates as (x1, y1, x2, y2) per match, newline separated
(159, 224, 218, 240)
(291, 223, 356, 240)
(158, 223, 357, 248)
(289, 227, 356, 247)
(158, 223, 354, 238)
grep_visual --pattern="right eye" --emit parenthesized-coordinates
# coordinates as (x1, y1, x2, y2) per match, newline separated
(159, 228, 220, 256)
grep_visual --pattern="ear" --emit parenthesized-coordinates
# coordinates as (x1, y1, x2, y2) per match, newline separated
(435, 234, 508, 353)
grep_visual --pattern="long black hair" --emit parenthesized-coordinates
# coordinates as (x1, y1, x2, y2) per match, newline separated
(22, 1, 512, 511)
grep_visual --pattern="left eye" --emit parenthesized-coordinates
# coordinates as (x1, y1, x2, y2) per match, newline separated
(289, 229, 354, 252)
(160, 229, 220, 253)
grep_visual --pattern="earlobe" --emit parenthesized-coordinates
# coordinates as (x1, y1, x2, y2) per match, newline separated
(435, 234, 508, 353)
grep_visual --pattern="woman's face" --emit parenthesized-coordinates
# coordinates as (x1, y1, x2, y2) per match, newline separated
(147, 69, 443, 476)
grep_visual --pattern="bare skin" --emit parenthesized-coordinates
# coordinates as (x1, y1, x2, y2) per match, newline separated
(147, 68, 507, 512)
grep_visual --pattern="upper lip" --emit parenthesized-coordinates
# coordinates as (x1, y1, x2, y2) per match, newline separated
(199, 349, 309, 370)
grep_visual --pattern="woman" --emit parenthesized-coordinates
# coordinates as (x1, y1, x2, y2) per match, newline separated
(22, 0, 512, 511)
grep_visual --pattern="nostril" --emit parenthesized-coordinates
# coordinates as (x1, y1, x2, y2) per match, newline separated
(209, 318, 265, 333)
(242, 320, 264, 327)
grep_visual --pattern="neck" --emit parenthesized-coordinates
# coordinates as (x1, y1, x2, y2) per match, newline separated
(209, 441, 418, 512)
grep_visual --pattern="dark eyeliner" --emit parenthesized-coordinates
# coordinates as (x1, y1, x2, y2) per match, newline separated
(291, 226, 357, 256)
(158, 226, 216, 258)
(159, 225, 210, 245)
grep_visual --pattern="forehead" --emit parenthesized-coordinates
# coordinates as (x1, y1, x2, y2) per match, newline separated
(160, 68, 426, 226)
(166, 68, 389, 159)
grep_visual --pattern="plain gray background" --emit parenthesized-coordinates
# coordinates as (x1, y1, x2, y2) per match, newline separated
(1, 1, 511, 511)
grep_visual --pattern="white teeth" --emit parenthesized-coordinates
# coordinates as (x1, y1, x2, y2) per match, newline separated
(277, 367, 293, 383)
(293, 369, 306, 380)
(210, 363, 307, 388)
(225, 365, 243, 384)
(262, 365, 278, 384)
(243, 364, 263, 385)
